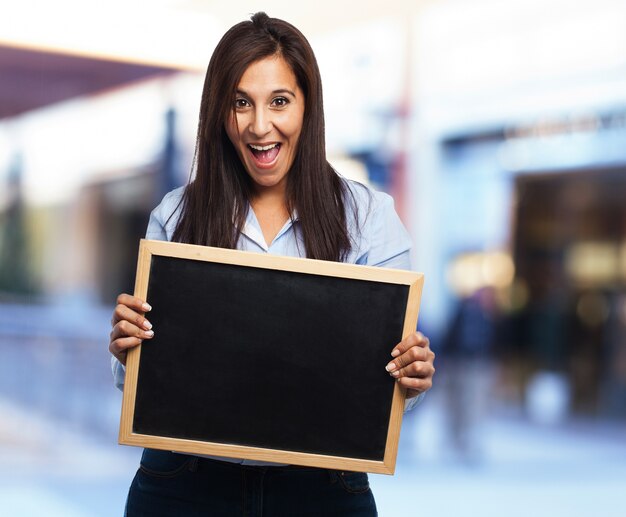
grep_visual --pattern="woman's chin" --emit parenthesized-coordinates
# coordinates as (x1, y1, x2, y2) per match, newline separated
(248, 171, 288, 192)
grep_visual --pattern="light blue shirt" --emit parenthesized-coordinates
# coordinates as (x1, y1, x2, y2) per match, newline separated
(112, 179, 423, 465)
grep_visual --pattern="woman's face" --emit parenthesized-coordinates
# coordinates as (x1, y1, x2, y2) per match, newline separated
(225, 55, 305, 195)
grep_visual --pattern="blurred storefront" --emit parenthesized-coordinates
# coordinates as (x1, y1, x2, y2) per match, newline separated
(410, 0, 626, 420)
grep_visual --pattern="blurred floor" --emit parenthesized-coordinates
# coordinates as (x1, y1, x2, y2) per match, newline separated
(1, 303, 625, 516)
(0, 397, 140, 517)
(373, 395, 626, 517)
(2, 392, 625, 516)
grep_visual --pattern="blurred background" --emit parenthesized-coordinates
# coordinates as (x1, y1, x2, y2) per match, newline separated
(1, 0, 626, 515)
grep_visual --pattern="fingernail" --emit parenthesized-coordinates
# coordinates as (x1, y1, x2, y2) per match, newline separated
(144, 330, 154, 338)
(391, 349, 400, 357)
(390, 371, 400, 378)
(142, 303, 152, 312)
(143, 320, 152, 330)
(385, 362, 397, 372)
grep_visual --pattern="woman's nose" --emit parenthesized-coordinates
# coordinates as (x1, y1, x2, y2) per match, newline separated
(250, 107, 272, 137)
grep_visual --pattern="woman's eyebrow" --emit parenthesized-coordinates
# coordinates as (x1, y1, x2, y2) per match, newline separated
(236, 88, 297, 97)
(271, 88, 297, 97)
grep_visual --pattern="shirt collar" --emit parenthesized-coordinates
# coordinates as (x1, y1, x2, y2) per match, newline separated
(240, 205, 299, 251)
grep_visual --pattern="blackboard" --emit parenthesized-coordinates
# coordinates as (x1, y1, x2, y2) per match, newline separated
(119, 239, 424, 474)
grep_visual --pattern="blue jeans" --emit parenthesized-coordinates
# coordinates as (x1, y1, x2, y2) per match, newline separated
(125, 449, 378, 516)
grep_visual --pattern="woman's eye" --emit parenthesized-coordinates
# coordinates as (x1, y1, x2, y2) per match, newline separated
(234, 98, 249, 108)
(272, 97, 289, 107)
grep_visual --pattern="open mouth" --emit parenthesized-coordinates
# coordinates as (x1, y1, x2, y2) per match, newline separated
(247, 143, 281, 165)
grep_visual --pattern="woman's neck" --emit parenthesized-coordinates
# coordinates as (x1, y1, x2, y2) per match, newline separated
(250, 186, 290, 247)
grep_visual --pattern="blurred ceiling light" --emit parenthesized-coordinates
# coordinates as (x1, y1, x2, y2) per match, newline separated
(446, 250, 515, 297)
(621, 241, 626, 281)
(482, 251, 515, 288)
(446, 253, 482, 298)
(1, 0, 428, 70)
(565, 241, 619, 286)
(0, 0, 221, 70)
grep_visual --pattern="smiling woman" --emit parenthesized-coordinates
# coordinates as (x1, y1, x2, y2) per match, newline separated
(226, 55, 305, 229)
(108, 11, 435, 517)
(170, 12, 353, 262)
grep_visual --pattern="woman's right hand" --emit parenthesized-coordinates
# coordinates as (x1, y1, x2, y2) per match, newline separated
(109, 293, 154, 366)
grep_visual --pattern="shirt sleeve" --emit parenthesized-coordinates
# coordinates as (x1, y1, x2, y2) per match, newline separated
(145, 186, 185, 242)
(356, 190, 412, 270)
(404, 391, 426, 410)
(112, 356, 126, 391)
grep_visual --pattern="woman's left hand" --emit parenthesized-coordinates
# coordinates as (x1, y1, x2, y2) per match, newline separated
(386, 332, 435, 399)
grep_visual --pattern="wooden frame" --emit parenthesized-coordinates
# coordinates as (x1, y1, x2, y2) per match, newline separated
(119, 239, 424, 474)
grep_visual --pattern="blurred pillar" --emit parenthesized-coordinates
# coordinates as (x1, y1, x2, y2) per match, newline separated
(0, 153, 36, 295)
(389, 17, 413, 223)
(158, 107, 180, 202)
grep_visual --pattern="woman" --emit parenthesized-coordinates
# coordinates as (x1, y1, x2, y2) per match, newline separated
(110, 12, 435, 516)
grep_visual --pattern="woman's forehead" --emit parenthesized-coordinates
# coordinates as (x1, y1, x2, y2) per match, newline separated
(236, 56, 301, 96)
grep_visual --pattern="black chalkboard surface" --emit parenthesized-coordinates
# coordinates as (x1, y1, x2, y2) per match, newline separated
(119, 239, 424, 474)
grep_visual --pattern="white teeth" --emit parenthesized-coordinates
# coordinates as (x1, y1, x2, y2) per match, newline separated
(249, 143, 279, 151)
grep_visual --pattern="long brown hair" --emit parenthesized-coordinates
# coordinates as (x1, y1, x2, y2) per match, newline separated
(172, 12, 353, 261)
